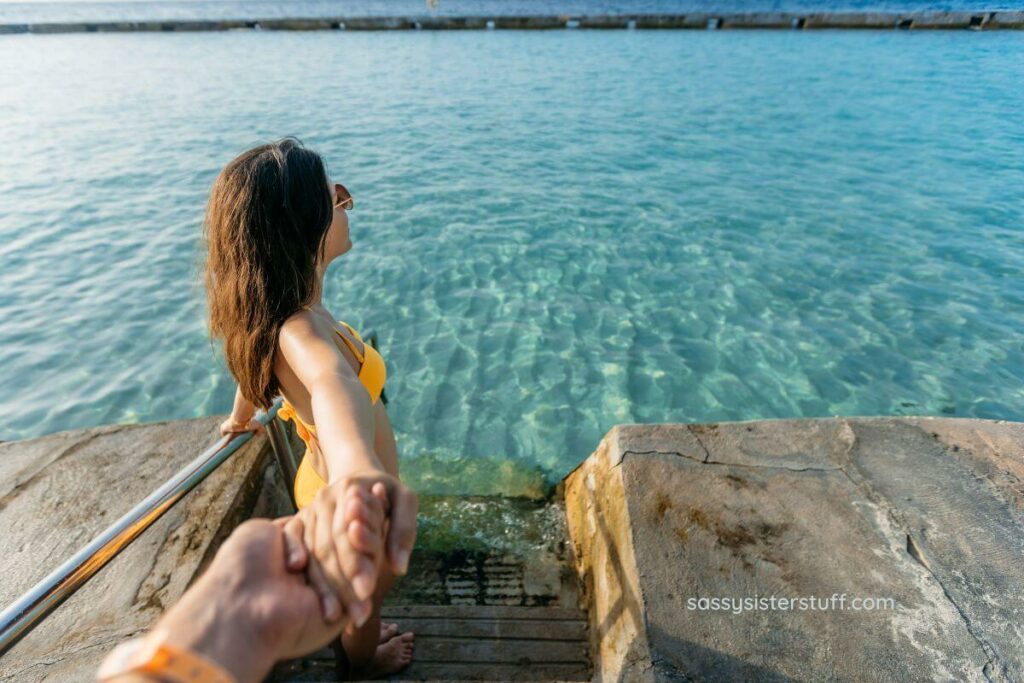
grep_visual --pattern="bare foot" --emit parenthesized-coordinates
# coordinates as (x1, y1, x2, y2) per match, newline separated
(357, 630, 415, 679)
(379, 622, 398, 643)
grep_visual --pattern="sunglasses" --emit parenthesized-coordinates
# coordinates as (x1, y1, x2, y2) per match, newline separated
(333, 182, 354, 211)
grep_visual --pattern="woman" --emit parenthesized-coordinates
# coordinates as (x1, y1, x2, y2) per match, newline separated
(204, 137, 417, 678)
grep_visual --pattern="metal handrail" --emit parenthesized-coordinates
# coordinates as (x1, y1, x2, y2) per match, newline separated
(0, 398, 294, 657)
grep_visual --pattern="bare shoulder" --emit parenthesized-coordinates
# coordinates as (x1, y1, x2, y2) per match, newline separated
(279, 308, 328, 342)
(276, 311, 334, 371)
(275, 309, 358, 384)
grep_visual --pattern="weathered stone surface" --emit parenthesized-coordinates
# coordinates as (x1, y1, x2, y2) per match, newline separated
(803, 12, 902, 28)
(633, 14, 698, 29)
(721, 13, 795, 29)
(259, 18, 335, 31)
(562, 435, 652, 682)
(0, 417, 282, 681)
(909, 11, 981, 28)
(990, 11, 1024, 28)
(564, 418, 1024, 682)
(493, 16, 565, 30)
(578, 16, 631, 29)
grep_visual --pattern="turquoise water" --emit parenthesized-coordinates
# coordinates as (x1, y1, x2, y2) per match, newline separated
(0, 30, 1021, 491)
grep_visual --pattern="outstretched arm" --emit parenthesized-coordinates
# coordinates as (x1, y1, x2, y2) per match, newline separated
(276, 314, 417, 612)
(276, 312, 381, 479)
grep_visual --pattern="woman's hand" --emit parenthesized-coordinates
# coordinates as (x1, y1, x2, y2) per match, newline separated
(280, 472, 417, 625)
(219, 416, 265, 436)
(221, 386, 264, 437)
(281, 481, 385, 626)
(341, 470, 418, 576)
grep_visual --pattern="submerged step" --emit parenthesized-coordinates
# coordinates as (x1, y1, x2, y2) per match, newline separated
(389, 495, 578, 607)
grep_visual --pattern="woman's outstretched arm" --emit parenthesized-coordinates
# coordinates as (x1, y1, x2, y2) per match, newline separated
(276, 312, 380, 477)
(276, 312, 417, 580)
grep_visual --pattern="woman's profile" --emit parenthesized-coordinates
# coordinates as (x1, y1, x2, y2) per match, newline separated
(202, 137, 417, 678)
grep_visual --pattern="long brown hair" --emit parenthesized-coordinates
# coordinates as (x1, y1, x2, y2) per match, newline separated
(203, 137, 333, 409)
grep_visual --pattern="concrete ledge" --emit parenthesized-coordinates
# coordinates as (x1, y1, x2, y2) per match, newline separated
(0, 417, 284, 680)
(721, 12, 800, 29)
(563, 417, 1024, 681)
(990, 10, 1024, 28)
(2, 12, 1022, 34)
(803, 12, 912, 29)
(910, 11, 990, 29)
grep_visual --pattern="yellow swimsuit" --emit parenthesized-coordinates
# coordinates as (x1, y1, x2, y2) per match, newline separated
(277, 318, 387, 509)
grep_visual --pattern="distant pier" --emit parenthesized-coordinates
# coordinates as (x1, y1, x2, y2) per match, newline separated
(1, 11, 1023, 35)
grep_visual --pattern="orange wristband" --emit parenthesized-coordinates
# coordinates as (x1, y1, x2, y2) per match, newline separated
(96, 629, 237, 683)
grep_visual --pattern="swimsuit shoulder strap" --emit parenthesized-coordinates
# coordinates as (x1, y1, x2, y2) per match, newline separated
(297, 306, 365, 363)
(335, 321, 365, 363)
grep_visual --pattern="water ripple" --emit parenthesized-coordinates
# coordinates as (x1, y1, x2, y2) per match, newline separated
(0, 30, 1021, 492)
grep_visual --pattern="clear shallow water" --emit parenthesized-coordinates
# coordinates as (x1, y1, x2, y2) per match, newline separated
(1, 0, 1021, 23)
(0, 30, 1021, 492)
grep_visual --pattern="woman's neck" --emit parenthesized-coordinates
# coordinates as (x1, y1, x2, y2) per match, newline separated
(309, 264, 326, 306)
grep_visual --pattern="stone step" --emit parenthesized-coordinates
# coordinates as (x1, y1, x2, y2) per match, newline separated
(565, 417, 1024, 681)
(269, 491, 591, 681)
(273, 605, 591, 682)
(383, 604, 585, 622)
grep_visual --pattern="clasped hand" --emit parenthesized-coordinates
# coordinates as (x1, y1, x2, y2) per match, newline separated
(281, 471, 417, 627)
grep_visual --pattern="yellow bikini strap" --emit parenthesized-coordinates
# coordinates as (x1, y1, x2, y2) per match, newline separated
(335, 323, 366, 363)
